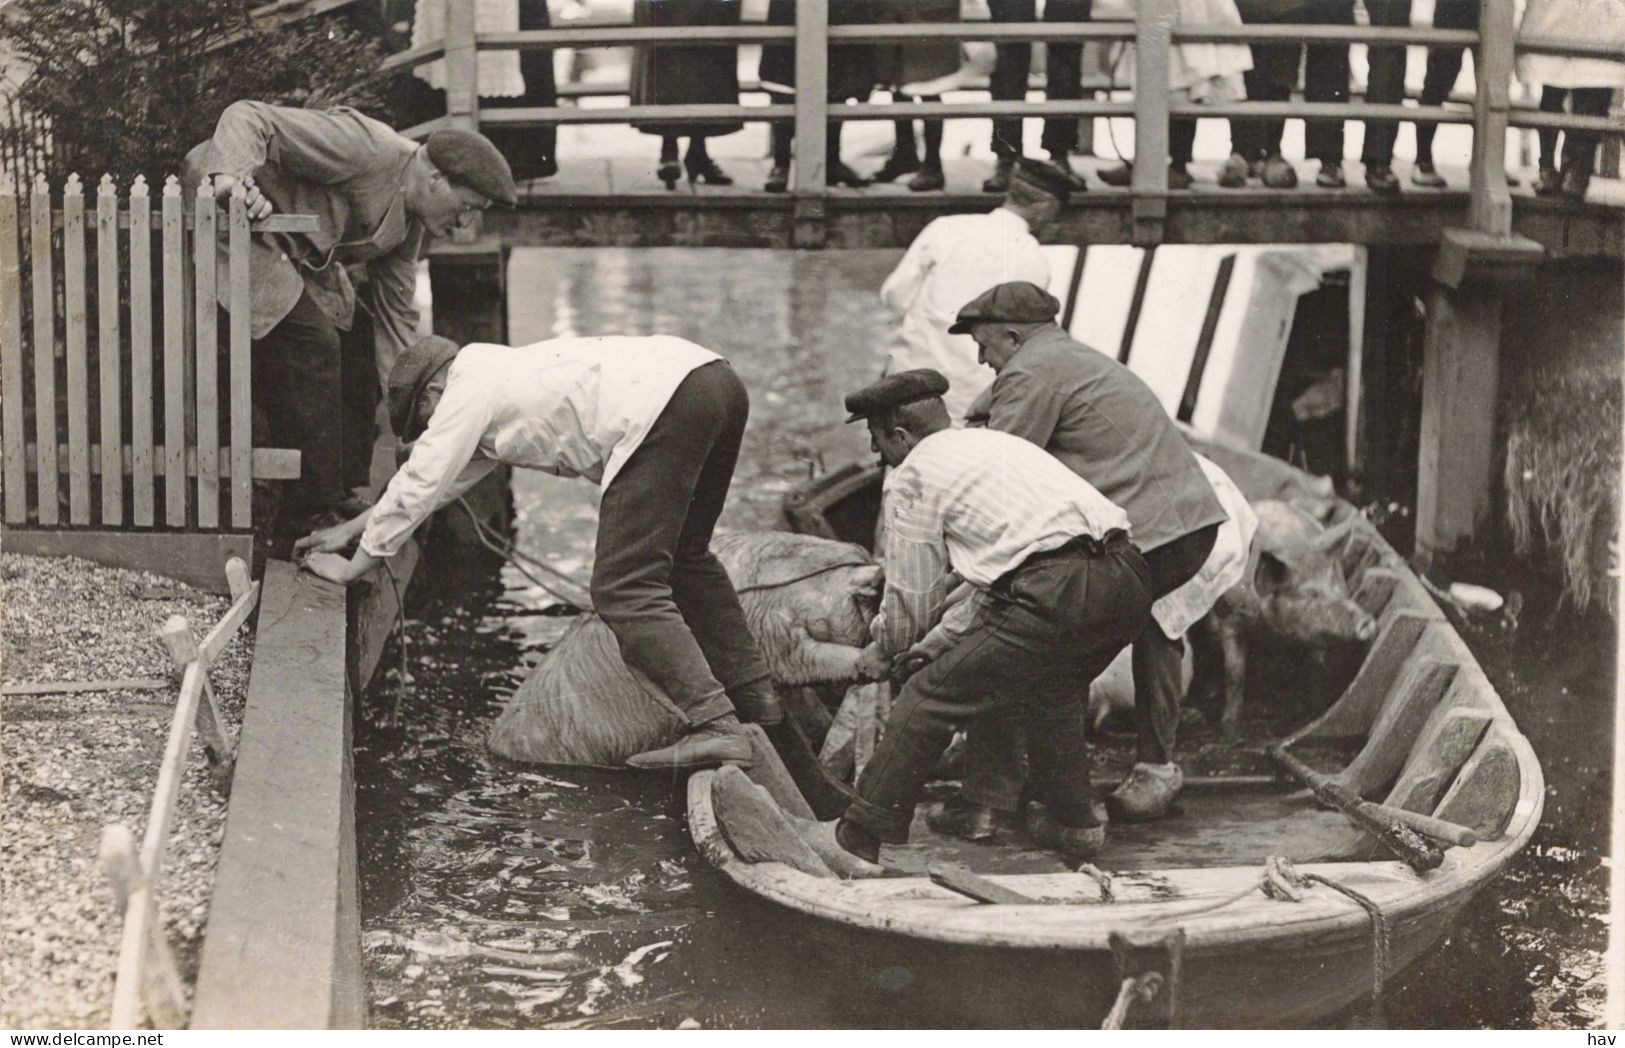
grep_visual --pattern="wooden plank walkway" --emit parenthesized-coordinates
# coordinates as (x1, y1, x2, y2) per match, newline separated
(189, 562, 364, 1029)
(481, 155, 1625, 256)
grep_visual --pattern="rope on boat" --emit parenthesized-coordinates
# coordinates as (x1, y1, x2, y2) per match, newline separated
(1108, 857, 1390, 1027)
(1101, 973, 1164, 1030)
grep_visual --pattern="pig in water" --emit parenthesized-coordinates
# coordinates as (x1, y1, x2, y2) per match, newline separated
(1203, 500, 1377, 737)
(1085, 501, 1377, 739)
(488, 531, 881, 767)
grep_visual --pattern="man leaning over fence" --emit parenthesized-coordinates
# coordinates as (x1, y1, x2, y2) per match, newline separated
(182, 101, 517, 542)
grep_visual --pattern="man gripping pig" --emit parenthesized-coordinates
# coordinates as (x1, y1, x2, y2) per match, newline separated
(295, 334, 806, 770)
(945, 281, 1233, 832)
(803, 369, 1152, 874)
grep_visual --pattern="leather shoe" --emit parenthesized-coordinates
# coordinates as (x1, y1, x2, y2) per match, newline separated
(1026, 810, 1106, 861)
(1315, 161, 1346, 189)
(1095, 161, 1133, 187)
(982, 156, 1015, 193)
(873, 152, 921, 183)
(907, 166, 946, 192)
(1411, 161, 1447, 189)
(765, 163, 790, 194)
(926, 796, 1008, 842)
(827, 161, 872, 188)
(1260, 154, 1298, 189)
(1217, 152, 1251, 188)
(1046, 152, 1090, 192)
(1562, 165, 1592, 202)
(1364, 163, 1401, 195)
(626, 725, 755, 770)
(1105, 762, 1183, 823)
(1534, 165, 1562, 197)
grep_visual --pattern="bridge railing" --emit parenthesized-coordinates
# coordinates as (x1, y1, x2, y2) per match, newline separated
(378, 1, 1622, 242)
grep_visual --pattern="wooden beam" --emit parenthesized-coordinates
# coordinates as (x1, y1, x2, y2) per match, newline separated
(793, 0, 829, 198)
(1, 530, 252, 596)
(1468, 0, 1515, 236)
(1130, 0, 1173, 246)
(444, 0, 478, 133)
(3, 678, 168, 696)
(159, 618, 235, 775)
(24, 444, 300, 480)
(191, 563, 363, 1029)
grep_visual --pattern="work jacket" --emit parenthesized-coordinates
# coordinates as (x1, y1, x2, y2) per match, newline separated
(182, 101, 424, 387)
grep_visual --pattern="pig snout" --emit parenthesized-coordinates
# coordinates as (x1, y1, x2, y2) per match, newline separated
(1265, 586, 1376, 648)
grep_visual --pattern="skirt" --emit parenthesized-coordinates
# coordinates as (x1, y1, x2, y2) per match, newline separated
(631, 0, 745, 137)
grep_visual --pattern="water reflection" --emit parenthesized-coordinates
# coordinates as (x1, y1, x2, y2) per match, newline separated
(355, 248, 1609, 1029)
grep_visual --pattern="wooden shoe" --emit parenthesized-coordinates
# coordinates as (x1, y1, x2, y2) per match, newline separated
(1025, 810, 1106, 861)
(1105, 762, 1184, 823)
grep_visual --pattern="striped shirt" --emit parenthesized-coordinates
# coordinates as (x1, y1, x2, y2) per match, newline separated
(871, 428, 1131, 655)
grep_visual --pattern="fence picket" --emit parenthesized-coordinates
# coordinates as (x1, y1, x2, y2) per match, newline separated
(227, 190, 251, 529)
(64, 174, 90, 524)
(30, 174, 57, 525)
(97, 175, 123, 525)
(161, 177, 185, 526)
(193, 180, 218, 529)
(129, 177, 154, 526)
(0, 171, 24, 523)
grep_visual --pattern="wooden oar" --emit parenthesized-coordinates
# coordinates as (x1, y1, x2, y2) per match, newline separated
(1270, 746, 1446, 871)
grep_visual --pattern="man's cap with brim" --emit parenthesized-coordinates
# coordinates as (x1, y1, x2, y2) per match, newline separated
(425, 128, 518, 207)
(388, 335, 462, 441)
(947, 280, 1061, 335)
(844, 369, 951, 423)
(1010, 155, 1073, 205)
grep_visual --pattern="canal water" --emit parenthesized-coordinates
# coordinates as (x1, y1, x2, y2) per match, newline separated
(354, 248, 1611, 1029)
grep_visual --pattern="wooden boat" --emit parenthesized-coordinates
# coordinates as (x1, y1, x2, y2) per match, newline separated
(686, 436, 1544, 1028)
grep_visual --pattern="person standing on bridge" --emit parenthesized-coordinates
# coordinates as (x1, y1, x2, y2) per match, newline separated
(183, 103, 517, 542)
(937, 281, 1231, 833)
(1518, 0, 1625, 201)
(295, 334, 791, 772)
(631, 0, 744, 189)
(877, 158, 1068, 422)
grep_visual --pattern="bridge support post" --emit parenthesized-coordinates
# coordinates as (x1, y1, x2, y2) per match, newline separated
(1414, 230, 1543, 576)
(793, 0, 830, 248)
(1129, 0, 1173, 246)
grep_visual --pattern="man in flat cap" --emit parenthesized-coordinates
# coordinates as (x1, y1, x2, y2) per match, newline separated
(933, 280, 1236, 836)
(184, 102, 518, 536)
(798, 369, 1150, 873)
(876, 158, 1071, 422)
(295, 333, 806, 775)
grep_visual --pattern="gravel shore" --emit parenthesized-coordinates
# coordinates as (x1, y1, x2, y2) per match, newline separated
(1, 553, 253, 1029)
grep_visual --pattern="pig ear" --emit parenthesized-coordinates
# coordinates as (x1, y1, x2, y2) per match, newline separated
(855, 564, 884, 598)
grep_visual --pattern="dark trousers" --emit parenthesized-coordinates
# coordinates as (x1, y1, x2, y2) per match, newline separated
(1538, 86, 1615, 173)
(592, 360, 772, 727)
(1230, 0, 1351, 165)
(961, 521, 1217, 809)
(1361, 0, 1412, 165)
(987, 0, 1093, 157)
(1133, 522, 1218, 764)
(844, 537, 1151, 843)
(1414, 0, 1478, 165)
(251, 289, 378, 516)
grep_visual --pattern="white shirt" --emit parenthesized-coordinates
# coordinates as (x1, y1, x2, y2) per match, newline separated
(879, 208, 1051, 422)
(871, 428, 1130, 655)
(361, 336, 719, 557)
(1151, 454, 1258, 639)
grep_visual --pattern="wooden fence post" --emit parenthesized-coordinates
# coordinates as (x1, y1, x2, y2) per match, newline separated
(194, 178, 219, 529)
(1130, 0, 1174, 246)
(31, 173, 58, 525)
(97, 174, 123, 526)
(101, 825, 186, 1031)
(161, 176, 186, 526)
(0, 169, 24, 523)
(130, 175, 155, 527)
(64, 173, 90, 524)
(228, 187, 252, 528)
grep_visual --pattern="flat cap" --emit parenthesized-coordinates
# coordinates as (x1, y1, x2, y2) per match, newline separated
(1008, 155, 1073, 204)
(948, 280, 1060, 334)
(844, 369, 950, 423)
(388, 335, 462, 441)
(425, 128, 518, 207)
